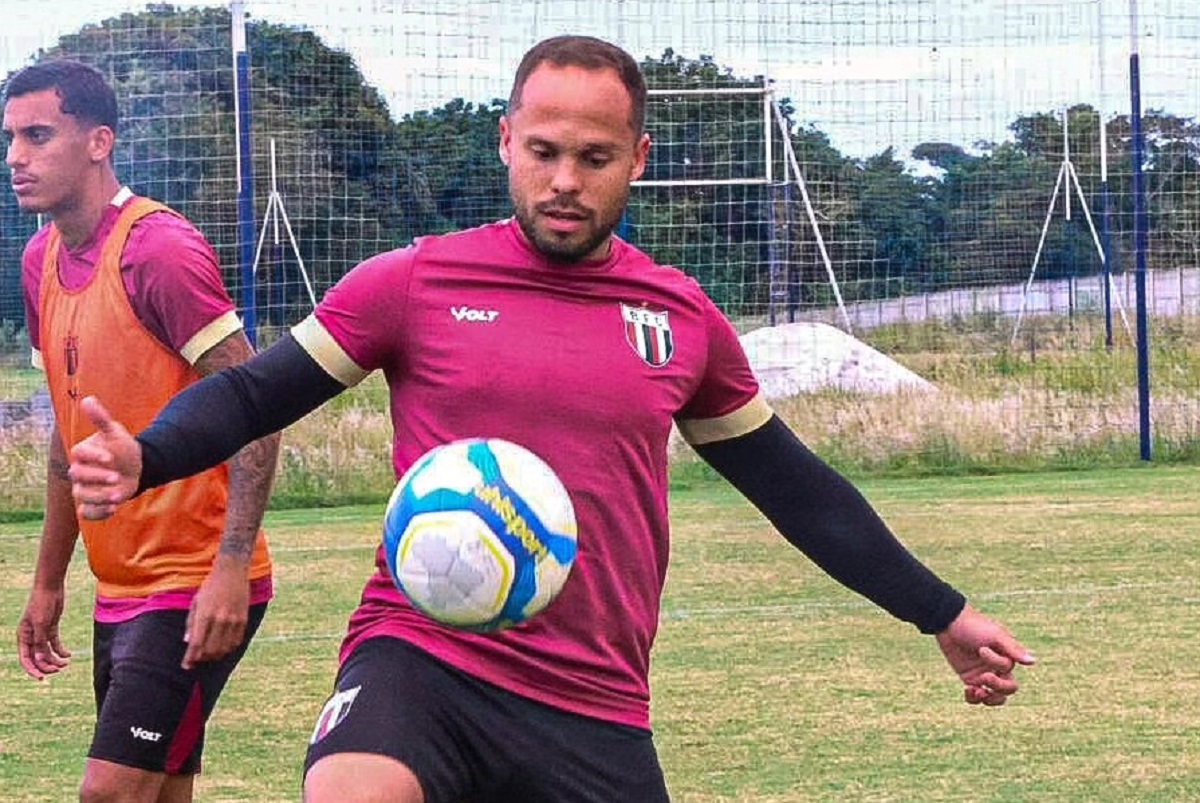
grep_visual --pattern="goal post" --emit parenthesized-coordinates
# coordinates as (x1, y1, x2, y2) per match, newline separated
(629, 80, 851, 331)
(634, 86, 775, 187)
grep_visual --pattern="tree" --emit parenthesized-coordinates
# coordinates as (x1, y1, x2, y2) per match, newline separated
(391, 97, 509, 236)
(854, 147, 934, 294)
(3, 5, 416, 327)
(914, 106, 1117, 290)
(1110, 110, 1200, 271)
(630, 49, 821, 314)
(7, 8, 1194, 332)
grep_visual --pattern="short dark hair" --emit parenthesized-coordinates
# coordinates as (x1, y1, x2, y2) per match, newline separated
(508, 35, 647, 136)
(2, 59, 118, 133)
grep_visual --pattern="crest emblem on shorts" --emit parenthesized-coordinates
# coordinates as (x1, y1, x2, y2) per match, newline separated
(621, 303, 674, 367)
(309, 685, 361, 744)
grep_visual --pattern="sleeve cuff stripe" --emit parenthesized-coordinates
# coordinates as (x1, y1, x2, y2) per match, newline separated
(290, 315, 370, 387)
(677, 393, 774, 445)
(180, 311, 243, 365)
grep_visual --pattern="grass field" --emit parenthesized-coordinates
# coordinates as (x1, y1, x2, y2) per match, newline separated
(1, 466, 1199, 801)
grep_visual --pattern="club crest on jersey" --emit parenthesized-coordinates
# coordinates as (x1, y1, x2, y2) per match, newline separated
(621, 303, 674, 367)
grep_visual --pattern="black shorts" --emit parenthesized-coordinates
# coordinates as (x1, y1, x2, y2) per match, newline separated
(90, 603, 267, 775)
(304, 637, 671, 803)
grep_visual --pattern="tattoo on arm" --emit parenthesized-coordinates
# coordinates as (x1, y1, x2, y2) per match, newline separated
(48, 448, 71, 483)
(194, 332, 281, 563)
(45, 424, 72, 484)
(221, 431, 280, 560)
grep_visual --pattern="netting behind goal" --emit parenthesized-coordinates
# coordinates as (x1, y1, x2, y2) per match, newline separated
(2, 0, 1200, 505)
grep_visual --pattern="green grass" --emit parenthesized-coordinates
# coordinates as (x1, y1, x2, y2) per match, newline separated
(2, 466, 1199, 801)
(0, 365, 42, 400)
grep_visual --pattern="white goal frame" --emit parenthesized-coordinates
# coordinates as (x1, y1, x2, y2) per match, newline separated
(634, 82, 852, 331)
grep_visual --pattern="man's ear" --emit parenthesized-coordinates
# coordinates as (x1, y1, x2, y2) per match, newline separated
(498, 116, 511, 166)
(89, 125, 115, 164)
(629, 132, 650, 182)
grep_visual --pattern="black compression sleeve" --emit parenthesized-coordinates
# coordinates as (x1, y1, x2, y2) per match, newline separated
(136, 333, 347, 491)
(693, 415, 965, 634)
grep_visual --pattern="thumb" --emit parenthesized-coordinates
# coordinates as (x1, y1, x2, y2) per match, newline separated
(80, 396, 120, 435)
(982, 640, 1037, 669)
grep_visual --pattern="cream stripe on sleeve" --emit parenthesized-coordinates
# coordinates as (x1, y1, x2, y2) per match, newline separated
(290, 314, 371, 387)
(676, 392, 774, 446)
(180, 310, 243, 365)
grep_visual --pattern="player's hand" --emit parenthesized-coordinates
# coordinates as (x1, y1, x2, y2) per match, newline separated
(183, 555, 250, 669)
(68, 396, 142, 521)
(17, 587, 72, 680)
(935, 604, 1036, 706)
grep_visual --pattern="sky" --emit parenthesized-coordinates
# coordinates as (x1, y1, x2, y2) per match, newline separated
(3, 0, 1198, 161)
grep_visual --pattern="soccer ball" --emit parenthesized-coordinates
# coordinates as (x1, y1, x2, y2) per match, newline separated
(382, 438, 578, 631)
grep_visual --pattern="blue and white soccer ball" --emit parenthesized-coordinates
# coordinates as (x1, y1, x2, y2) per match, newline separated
(382, 438, 578, 631)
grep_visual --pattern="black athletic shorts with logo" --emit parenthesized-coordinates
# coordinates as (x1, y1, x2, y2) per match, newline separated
(304, 637, 671, 803)
(89, 604, 267, 775)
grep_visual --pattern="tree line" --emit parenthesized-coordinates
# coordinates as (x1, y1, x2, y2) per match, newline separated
(2, 4, 1197, 329)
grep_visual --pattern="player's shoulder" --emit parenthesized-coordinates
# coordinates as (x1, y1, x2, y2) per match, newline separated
(409, 219, 512, 261)
(125, 198, 205, 238)
(350, 222, 505, 269)
(21, 222, 52, 257)
(615, 238, 712, 301)
(118, 198, 205, 251)
(19, 223, 53, 277)
(616, 237, 689, 277)
(122, 199, 218, 264)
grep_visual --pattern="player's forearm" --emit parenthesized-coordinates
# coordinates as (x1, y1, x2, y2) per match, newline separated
(693, 415, 965, 634)
(137, 334, 345, 491)
(36, 431, 81, 589)
(219, 430, 280, 564)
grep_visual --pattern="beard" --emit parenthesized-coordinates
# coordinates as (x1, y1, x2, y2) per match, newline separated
(511, 192, 627, 264)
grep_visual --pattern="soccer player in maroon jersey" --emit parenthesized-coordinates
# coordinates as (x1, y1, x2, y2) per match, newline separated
(68, 36, 1035, 803)
(4, 60, 278, 802)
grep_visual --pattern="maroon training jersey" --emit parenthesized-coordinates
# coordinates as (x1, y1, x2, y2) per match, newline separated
(292, 219, 771, 728)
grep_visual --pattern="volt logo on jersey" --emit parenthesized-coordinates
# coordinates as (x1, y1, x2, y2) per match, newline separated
(621, 303, 674, 367)
(451, 305, 499, 322)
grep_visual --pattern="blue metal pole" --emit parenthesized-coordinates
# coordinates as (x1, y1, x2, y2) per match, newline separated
(1097, 0, 1114, 351)
(1100, 179, 1114, 351)
(1128, 0, 1151, 460)
(232, 0, 257, 346)
(616, 211, 632, 242)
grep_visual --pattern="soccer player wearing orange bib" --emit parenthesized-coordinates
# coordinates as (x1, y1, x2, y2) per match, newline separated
(4, 60, 277, 803)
